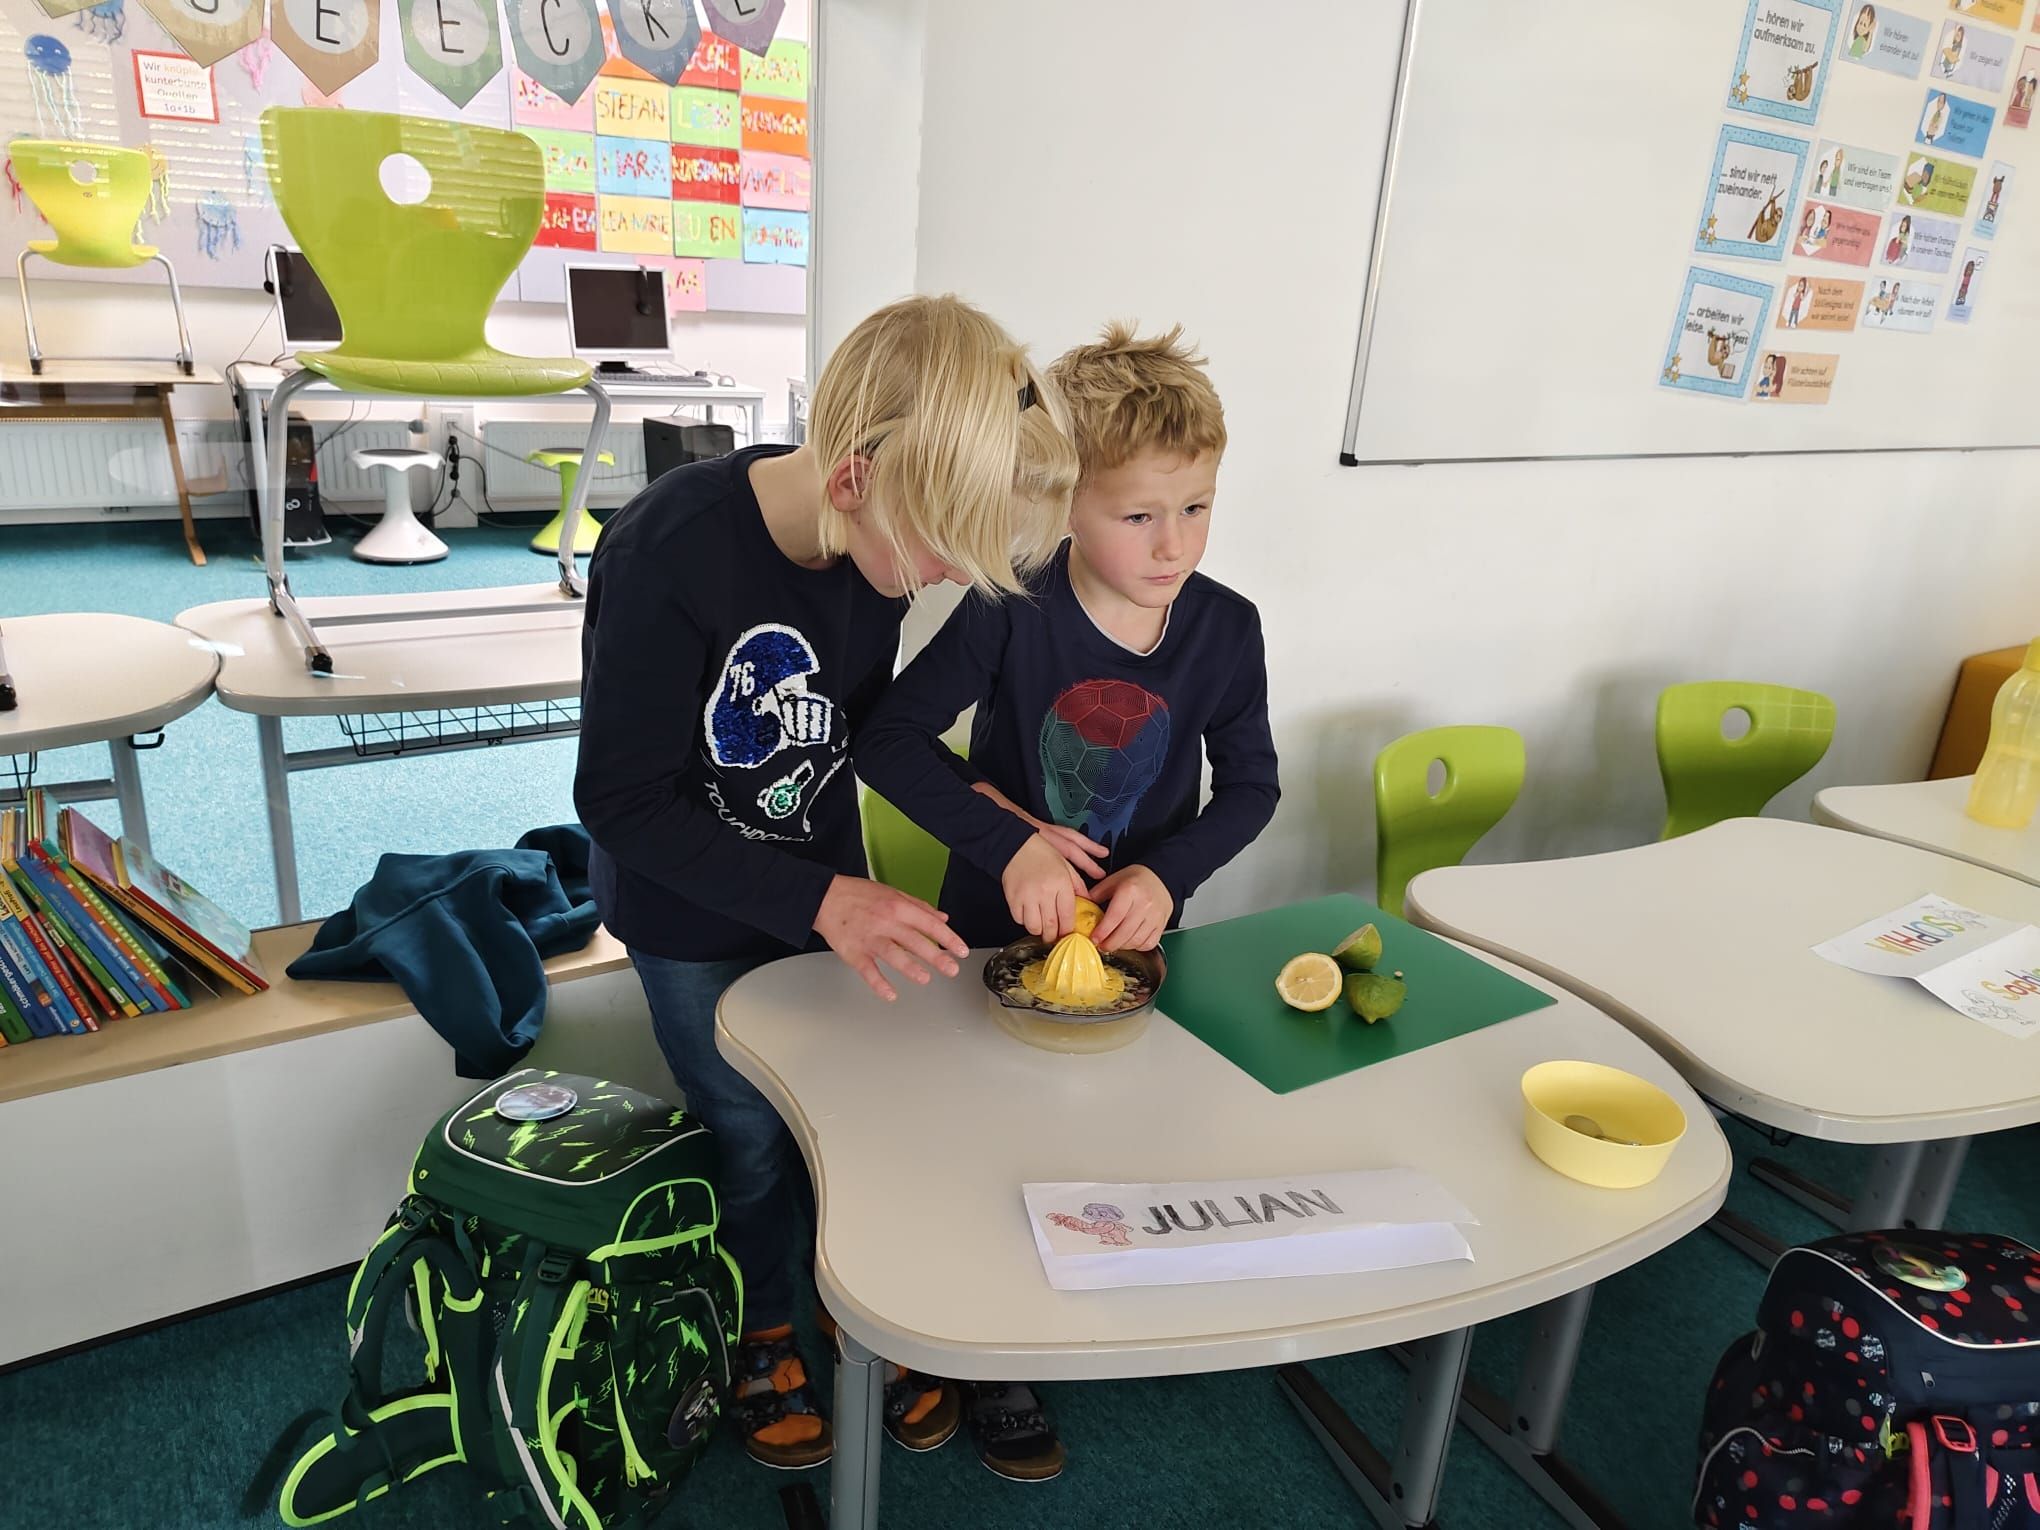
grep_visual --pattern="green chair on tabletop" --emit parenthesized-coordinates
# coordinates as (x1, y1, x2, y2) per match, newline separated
(1373, 725, 1526, 920)
(1655, 681, 1836, 840)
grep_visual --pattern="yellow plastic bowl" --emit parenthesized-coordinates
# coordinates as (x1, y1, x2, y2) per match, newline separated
(1521, 1060, 1686, 1189)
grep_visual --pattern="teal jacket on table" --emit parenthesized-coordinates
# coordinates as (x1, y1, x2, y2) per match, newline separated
(287, 825, 600, 1078)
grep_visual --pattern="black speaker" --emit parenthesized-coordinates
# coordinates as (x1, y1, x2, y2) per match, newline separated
(643, 418, 738, 483)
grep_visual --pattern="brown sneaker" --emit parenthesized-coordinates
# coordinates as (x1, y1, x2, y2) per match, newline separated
(883, 1366, 961, 1452)
(733, 1325, 833, 1469)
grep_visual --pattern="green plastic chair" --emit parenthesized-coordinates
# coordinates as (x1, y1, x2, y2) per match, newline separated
(12, 140, 193, 374)
(1374, 726, 1526, 919)
(860, 787, 950, 908)
(527, 448, 615, 556)
(257, 107, 612, 672)
(1656, 681, 1836, 839)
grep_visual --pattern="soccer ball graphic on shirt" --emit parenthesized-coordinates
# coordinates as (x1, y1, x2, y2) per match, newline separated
(1038, 679, 1171, 845)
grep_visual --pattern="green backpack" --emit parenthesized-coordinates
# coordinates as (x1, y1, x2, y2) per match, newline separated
(279, 1068, 742, 1530)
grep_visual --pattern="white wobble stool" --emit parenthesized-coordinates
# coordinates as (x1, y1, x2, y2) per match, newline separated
(349, 446, 446, 564)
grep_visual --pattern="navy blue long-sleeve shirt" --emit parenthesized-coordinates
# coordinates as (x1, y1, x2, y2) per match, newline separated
(574, 444, 905, 962)
(857, 542, 1280, 948)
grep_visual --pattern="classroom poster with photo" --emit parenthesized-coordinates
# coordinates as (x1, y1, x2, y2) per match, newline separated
(1931, 16, 2015, 90)
(1750, 349, 1841, 401)
(1974, 160, 2015, 233)
(1945, 0, 2021, 27)
(1794, 196, 1882, 261)
(1810, 139, 1900, 208)
(1898, 150, 1978, 214)
(1696, 124, 1811, 260)
(1840, 2, 1933, 75)
(1917, 88, 1996, 154)
(1947, 246, 1988, 320)
(1861, 276, 1942, 329)
(1661, 266, 1776, 398)
(1730, 0, 1844, 125)
(1776, 272, 1864, 328)
(2009, 46, 2040, 125)
(1879, 207, 1961, 268)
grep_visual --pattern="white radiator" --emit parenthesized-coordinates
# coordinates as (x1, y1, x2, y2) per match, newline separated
(477, 421, 650, 509)
(0, 421, 211, 511)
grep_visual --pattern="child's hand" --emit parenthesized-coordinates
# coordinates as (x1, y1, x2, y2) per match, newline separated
(972, 781, 1109, 879)
(813, 875, 970, 1002)
(1002, 834, 1085, 944)
(1088, 866, 1172, 953)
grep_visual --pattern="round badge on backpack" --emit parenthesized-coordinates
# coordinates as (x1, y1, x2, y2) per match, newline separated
(495, 1082, 578, 1121)
(668, 1378, 719, 1448)
(1872, 1240, 1968, 1292)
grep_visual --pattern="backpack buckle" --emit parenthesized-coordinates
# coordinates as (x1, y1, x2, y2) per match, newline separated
(397, 1197, 433, 1232)
(536, 1250, 575, 1284)
(1934, 1416, 1979, 1454)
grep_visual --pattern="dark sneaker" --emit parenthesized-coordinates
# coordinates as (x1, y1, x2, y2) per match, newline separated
(884, 1367, 961, 1452)
(733, 1325, 833, 1469)
(962, 1381, 1065, 1482)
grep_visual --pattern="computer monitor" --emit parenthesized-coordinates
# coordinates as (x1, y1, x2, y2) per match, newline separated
(266, 245, 341, 352)
(565, 264, 671, 365)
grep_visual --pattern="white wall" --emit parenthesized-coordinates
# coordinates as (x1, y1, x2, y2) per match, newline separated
(824, 0, 2040, 920)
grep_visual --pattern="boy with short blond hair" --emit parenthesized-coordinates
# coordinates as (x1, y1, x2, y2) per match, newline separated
(855, 327, 1279, 1474)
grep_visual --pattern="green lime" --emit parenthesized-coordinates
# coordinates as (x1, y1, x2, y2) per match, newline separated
(1344, 971, 1407, 1024)
(1332, 924, 1383, 972)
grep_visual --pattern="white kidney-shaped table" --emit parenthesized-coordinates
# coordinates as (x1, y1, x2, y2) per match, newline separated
(717, 945, 1730, 1530)
(1407, 817, 2040, 1268)
(1816, 776, 2040, 886)
(0, 612, 219, 853)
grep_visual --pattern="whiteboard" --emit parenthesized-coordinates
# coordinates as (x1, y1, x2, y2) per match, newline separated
(0, 0, 808, 313)
(1341, 0, 2040, 462)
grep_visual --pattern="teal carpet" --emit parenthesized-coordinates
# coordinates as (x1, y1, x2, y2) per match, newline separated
(6, 521, 2038, 1529)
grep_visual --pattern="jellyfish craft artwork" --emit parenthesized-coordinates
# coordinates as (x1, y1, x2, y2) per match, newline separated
(143, 149, 171, 228)
(196, 190, 240, 260)
(240, 34, 273, 91)
(25, 35, 81, 139)
(76, 0, 125, 44)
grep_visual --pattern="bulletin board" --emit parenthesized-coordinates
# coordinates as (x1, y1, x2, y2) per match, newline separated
(1341, 0, 2040, 462)
(0, 0, 809, 315)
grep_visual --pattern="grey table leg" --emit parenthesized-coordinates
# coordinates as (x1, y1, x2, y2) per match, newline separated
(1279, 1325, 1472, 1528)
(108, 737, 151, 857)
(1901, 1137, 1970, 1230)
(257, 714, 302, 925)
(1456, 1285, 1629, 1530)
(1849, 1140, 1926, 1232)
(831, 1328, 884, 1530)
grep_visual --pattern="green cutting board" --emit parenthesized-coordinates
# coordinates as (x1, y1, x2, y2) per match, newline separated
(1156, 893, 1557, 1094)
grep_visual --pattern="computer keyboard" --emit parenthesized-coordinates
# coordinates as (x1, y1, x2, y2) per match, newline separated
(593, 365, 721, 386)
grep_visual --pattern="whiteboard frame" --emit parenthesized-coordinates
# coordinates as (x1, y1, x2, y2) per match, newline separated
(1336, 0, 2040, 468)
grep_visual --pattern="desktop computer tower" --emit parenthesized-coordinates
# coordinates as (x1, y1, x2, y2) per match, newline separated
(643, 418, 737, 483)
(244, 414, 332, 549)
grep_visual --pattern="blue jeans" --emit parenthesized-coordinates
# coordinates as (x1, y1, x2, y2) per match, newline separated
(629, 948, 814, 1334)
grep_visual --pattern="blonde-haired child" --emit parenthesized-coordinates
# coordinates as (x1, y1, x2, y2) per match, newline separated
(575, 293, 1078, 1469)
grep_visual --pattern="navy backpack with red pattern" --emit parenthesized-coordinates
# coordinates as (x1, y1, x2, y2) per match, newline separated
(1695, 1231, 2040, 1530)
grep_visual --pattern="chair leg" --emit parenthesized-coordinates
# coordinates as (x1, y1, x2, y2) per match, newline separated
(558, 382, 612, 596)
(17, 250, 42, 375)
(150, 253, 196, 375)
(263, 367, 333, 673)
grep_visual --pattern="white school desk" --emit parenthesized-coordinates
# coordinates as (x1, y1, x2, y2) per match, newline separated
(0, 360, 224, 566)
(0, 613, 219, 854)
(1407, 817, 2040, 1255)
(175, 587, 582, 924)
(1816, 777, 2040, 886)
(717, 949, 1730, 1530)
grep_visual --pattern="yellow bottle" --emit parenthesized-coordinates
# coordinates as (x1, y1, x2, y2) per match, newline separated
(1965, 638, 2040, 828)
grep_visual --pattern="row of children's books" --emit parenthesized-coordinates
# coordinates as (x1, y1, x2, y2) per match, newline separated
(0, 789, 267, 1043)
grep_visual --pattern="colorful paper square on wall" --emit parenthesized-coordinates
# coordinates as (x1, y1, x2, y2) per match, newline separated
(527, 128, 597, 193)
(597, 135, 672, 196)
(595, 74, 670, 138)
(537, 191, 599, 249)
(740, 150, 809, 209)
(514, 68, 598, 129)
(739, 37, 807, 99)
(599, 193, 676, 254)
(672, 86, 741, 148)
(672, 145, 741, 203)
(742, 206, 808, 265)
(741, 95, 807, 156)
(680, 30, 741, 89)
(673, 199, 742, 259)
